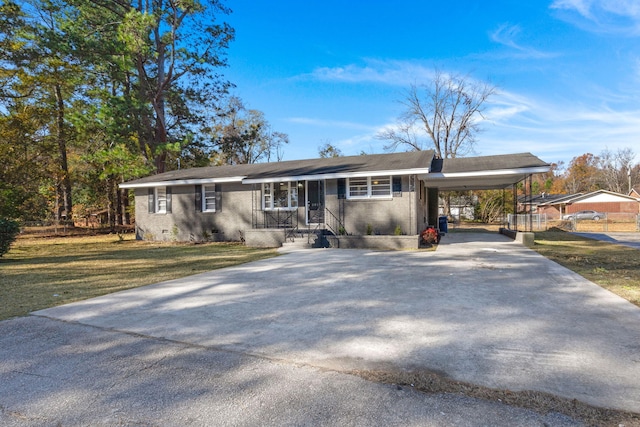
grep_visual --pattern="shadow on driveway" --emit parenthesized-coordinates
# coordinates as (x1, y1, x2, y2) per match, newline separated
(29, 232, 640, 415)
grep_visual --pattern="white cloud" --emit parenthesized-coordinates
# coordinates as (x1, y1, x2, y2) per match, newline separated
(480, 89, 640, 162)
(550, 0, 640, 34)
(303, 59, 436, 86)
(489, 24, 559, 59)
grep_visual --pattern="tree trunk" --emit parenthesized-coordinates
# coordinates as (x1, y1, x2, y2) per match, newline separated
(54, 83, 73, 220)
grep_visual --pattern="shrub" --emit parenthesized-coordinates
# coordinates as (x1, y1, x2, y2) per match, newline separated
(394, 225, 403, 235)
(0, 219, 20, 257)
(421, 227, 440, 245)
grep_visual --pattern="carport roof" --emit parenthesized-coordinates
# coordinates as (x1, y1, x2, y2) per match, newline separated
(421, 153, 550, 191)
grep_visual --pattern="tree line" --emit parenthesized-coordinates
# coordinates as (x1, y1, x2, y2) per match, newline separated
(0, 0, 286, 225)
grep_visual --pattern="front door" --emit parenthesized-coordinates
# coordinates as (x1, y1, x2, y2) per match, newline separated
(306, 180, 325, 224)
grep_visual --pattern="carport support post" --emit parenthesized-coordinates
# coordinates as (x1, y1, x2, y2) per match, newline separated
(512, 184, 518, 231)
(528, 174, 533, 232)
(427, 187, 439, 228)
(502, 188, 506, 228)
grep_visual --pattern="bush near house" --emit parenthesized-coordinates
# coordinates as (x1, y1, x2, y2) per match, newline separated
(0, 219, 20, 257)
(421, 227, 440, 245)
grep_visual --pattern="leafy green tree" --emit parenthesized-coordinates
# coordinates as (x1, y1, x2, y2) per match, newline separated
(0, 0, 85, 220)
(0, 0, 238, 224)
(110, 0, 235, 172)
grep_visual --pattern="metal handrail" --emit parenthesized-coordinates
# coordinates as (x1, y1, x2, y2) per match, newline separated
(324, 207, 347, 236)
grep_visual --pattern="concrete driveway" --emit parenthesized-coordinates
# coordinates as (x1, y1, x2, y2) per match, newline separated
(573, 232, 640, 249)
(1, 233, 639, 425)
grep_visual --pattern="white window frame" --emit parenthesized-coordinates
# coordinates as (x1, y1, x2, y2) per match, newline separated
(155, 187, 167, 213)
(347, 176, 392, 199)
(202, 184, 216, 212)
(262, 181, 298, 210)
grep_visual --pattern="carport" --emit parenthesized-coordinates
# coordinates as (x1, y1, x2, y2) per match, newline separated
(420, 153, 550, 232)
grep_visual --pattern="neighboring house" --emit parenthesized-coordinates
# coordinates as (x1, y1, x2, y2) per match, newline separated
(120, 151, 549, 247)
(520, 193, 582, 219)
(630, 187, 640, 200)
(537, 189, 640, 220)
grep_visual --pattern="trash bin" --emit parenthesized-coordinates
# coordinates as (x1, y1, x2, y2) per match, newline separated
(438, 216, 448, 234)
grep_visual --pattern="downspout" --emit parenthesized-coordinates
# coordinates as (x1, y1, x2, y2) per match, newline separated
(512, 183, 518, 231)
(528, 174, 533, 232)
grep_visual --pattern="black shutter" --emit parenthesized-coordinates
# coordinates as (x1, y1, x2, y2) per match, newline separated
(166, 187, 172, 213)
(148, 188, 155, 213)
(337, 178, 346, 199)
(393, 176, 402, 195)
(195, 185, 202, 212)
(216, 184, 222, 212)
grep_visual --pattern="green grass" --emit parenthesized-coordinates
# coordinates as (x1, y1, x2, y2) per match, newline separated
(0, 234, 278, 320)
(533, 231, 640, 308)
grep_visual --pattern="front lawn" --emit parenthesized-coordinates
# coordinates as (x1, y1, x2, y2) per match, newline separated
(0, 234, 278, 320)
(533, 231, 640, 308)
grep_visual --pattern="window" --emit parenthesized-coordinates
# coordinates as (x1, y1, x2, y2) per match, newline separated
(156, 187, 167, 213)
(347, 176, 393, 199)
(203, 184, 216, 212)
(148, 187, 171, 213)
(348, 177, 369, 197)
(263, 182, 298, 210)
(371, 176, 391, 196)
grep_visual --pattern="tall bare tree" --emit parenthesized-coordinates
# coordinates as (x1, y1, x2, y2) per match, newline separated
(598, 147, 636, 194)
(378, 69, 496, 158)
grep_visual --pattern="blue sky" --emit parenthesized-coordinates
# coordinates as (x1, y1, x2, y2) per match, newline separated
(222, 0, 640, 167)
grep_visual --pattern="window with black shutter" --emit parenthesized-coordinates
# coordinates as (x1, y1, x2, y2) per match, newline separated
(392, 176, 402, 196)
(195, 185, 202, 212)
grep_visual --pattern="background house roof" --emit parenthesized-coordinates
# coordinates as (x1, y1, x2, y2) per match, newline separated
(562, 189, 640, 204)
(422, 153, 550, 191)
(520, 193, 582, 206)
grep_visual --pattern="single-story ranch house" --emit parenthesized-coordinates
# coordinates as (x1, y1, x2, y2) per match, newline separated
(120, 151, 549, 248)
(535, 189, 640, 220)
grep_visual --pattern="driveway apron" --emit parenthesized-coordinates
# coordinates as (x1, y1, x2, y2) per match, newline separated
(31, 232, 640, 414)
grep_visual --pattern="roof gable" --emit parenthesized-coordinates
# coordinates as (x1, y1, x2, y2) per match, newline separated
(569, 189, 639, 204)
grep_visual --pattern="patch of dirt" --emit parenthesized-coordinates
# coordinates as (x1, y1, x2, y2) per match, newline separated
(350, 368, 640, 426)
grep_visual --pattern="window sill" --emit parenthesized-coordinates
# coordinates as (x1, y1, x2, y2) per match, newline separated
(346, 196, 393, 201)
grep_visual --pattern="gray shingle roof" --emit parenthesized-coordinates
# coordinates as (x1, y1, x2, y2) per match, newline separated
(121, 150, 435, 187)
(434, 152, 549, 173)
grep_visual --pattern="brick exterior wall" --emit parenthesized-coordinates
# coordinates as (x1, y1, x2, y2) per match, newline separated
(132, 175, 431, 243)
(134, 182, 253, 242)
(324, 175, 427, 236)
(566, 201, 639, 214)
